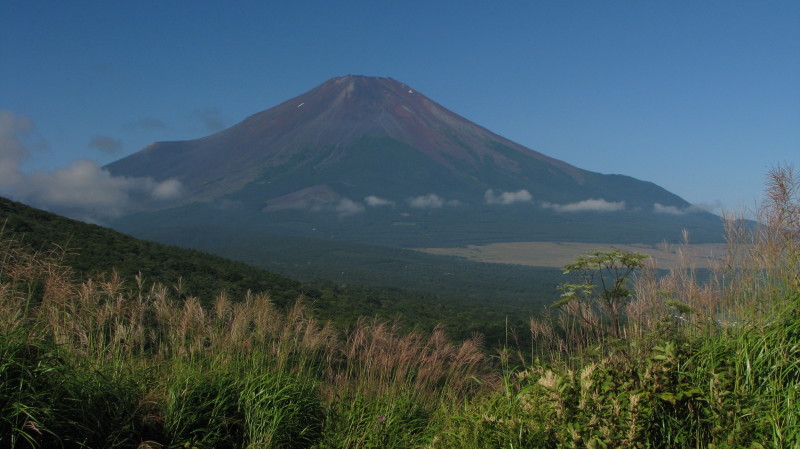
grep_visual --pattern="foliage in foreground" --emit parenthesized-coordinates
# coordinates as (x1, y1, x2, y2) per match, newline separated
(0, 166, 798, 448)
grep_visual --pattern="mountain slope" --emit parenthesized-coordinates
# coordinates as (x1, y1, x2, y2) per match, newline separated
(0, 195, 561, 343)
(107, 76, 583, 201)
(107, 75, 723, 246)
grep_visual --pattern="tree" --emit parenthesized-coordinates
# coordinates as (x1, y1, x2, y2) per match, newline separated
(555, 250, 649, 338)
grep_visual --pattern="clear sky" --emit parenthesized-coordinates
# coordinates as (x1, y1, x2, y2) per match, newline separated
(2, 1, 798, 217)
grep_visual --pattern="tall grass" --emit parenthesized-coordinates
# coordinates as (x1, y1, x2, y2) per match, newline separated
(1, 166, 797, 447)
(0, 229, 487, 448)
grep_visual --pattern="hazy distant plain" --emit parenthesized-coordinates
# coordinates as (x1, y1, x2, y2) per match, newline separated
(418, 242, 731, 270)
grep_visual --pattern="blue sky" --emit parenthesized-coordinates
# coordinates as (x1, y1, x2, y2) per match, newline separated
(2, 1, 798, 217)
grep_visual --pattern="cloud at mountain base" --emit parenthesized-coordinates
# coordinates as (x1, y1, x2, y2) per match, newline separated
(365, 195, 394, 207)
(335, 198, 365, 217)
(654, 202, 713, 215)
(408, 193, 460, 209)
(543, 198, 625, 212)
(653, 203, 686, 215)
(0, 110, 183, 222)
(485, 189, 532, 205)
(151, 179, 184, 200)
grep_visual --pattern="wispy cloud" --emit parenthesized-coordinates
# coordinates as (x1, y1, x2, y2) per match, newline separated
(485, 189, 532, 205)
(21, 160, 183, 219)
(408, 193, 459, 209)
(125, 117, 170, 132)
(151, 179, 183, 200)
(335, 198, 365, 217)
(0, 110, 32, 185)
(193, 107, 226, 133)
(0, 110, 183, 222)
(365, 195, 394, 207)
(409, 194, 444, 209)
(263, 186, 366, 218)
(88, 135, 123, 154)
(688, 200, 725, 215)
(653, 203, 686, 215)
(543, 198, 625, 212)
(654, 202, 711, 215)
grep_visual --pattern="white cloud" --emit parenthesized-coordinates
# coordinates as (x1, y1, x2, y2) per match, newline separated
(687, 201, 724, 215)
(152, 178, 184, 200)
(365, 195, 394, 207)
(24, 160, 137, 211)
(18, 160, 183, 221)
(485, 189, 532, 205)
(653, 203, 686, 215)
(335, 198, 365, 217)
(0, 110, 183, 222)
(409, 194, 444, 209)
(543, 198, 626, 213)
(654, 203, 711, 215)
(408, 193, 460, 209)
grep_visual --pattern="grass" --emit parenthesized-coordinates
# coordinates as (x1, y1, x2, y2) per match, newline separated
(0, 234, 488, 448)
(0, 166, 797, 448)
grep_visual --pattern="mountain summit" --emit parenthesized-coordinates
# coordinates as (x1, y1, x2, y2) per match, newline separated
(107, 75, 722, 246)
(108, 76, 583, 201)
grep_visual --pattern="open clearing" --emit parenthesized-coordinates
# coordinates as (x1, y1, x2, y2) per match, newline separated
(416, 242, 732, 269)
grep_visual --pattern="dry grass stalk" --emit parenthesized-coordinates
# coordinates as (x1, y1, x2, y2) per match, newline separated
(324, 317, 486, 404)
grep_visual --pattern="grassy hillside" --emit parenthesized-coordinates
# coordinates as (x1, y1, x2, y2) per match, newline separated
(0, 196, 557, 343)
